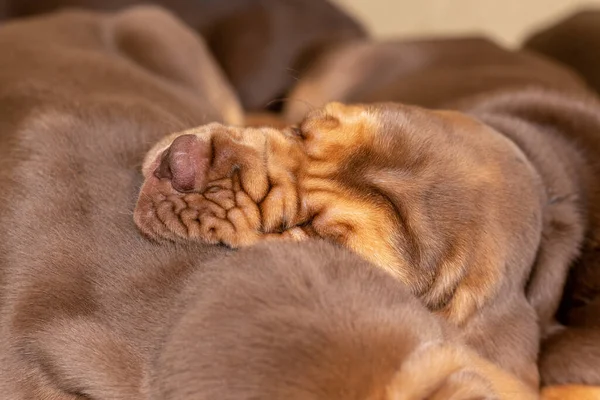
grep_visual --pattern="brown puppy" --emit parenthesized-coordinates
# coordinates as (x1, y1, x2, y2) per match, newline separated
(134, 37, 600, 387)
(136, 102, 543, 386)
(0, 0, 366, 111)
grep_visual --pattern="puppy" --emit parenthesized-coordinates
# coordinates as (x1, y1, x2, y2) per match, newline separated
(0, 0, 366, 111)
(134, 37, 600, 388)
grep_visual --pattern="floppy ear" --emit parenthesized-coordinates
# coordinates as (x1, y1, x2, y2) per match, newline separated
(109, 5, 243, 126)
(525, 189, 584, 328)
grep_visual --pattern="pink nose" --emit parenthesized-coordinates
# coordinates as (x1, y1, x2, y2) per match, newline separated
(153, 134, 211, 193)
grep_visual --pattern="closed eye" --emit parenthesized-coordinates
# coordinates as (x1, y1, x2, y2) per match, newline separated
(290, 126, 305, 139)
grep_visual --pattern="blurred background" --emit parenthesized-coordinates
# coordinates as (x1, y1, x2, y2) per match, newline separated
(333, 0, 600, 46)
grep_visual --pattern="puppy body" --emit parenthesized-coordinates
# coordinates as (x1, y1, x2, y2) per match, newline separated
(525, 11, 600, 96)
(283, 37, 587, 122)
(522, 11, 600, 385)
(0, 6, 239, 398)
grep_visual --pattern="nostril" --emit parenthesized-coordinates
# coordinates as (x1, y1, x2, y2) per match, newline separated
(153, 134, 210, 193)
(154, 148, 174, 180)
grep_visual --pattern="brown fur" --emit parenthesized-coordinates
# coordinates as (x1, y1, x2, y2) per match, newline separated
(0, 0, 366, 111)
(155, 241, 536, 400)
(518, 11, 600, 388)
(136, 36, 600, 388)
(282, 37, 587, 123)
(524, 10, 600, 96)
(0, 6, 235, 399)
(136, 102, 543, 387)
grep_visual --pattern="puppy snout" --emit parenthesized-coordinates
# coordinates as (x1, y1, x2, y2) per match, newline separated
(154, 134, 211, 193)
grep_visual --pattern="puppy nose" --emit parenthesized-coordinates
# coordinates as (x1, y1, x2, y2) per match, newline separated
(154, 134, 210, 193)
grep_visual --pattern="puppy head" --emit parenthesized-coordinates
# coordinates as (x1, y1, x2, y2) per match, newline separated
(152, 241, 535, 400)
(134, 102, 544, 323)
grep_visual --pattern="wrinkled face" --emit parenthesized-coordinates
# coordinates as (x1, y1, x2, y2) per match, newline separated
(134, 102, 542, 324)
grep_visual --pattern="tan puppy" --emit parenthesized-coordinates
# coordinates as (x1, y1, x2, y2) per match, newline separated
(135, 37, 600, 389)
(135, 100, 543, 387)
(287, 36, 600, 389)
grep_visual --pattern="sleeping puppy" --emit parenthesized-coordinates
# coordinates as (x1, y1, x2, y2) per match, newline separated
(136, 101, 543, 388)
(134, 37, 600, 388)
(0, 0, 366, 111)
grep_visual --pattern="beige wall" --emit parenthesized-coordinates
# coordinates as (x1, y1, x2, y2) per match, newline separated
(333, 0, 600, 46)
